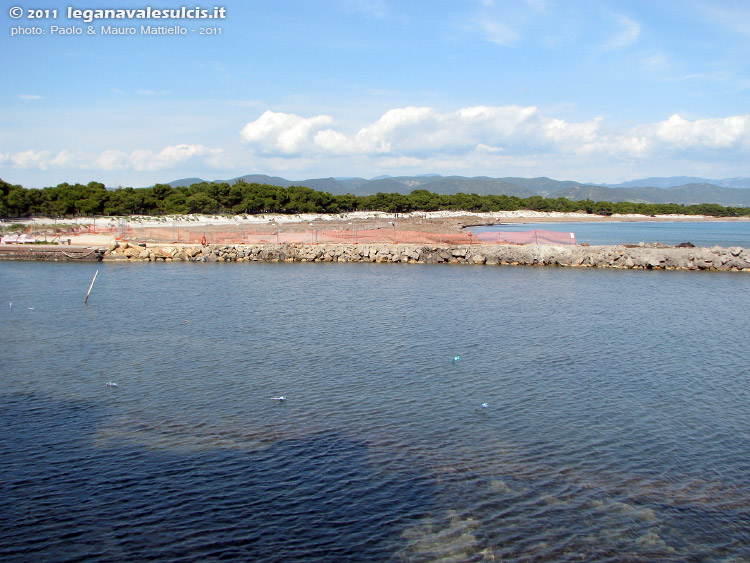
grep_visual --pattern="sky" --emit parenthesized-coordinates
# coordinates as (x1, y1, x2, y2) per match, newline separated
(2, 0, 750, 188)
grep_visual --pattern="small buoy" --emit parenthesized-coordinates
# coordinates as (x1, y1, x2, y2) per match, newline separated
(452, 355, 460, 363)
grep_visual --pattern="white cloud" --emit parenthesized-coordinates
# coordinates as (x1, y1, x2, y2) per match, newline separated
(473, 17, 520, 46)
(649, 114, 750, 149)
(642, 51, 671, 72)
(130, 144, 222, 171)
(238, 106, 750, 170)
(5, 144, 222, 172)
(50, 150, 88, 168)
(95, 150, 131, 171)
(6, 110, 750, 184)
(11, 150, 52, 169)
(239, 105, 603, 157)
(240, 110, 334, 154)
(19, 94, 43, 100)
(606, 14, 641, 49)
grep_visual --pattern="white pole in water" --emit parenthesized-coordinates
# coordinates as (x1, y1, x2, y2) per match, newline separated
(84, 270, 99, 304)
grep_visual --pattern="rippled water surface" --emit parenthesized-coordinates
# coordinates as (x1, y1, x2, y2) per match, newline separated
(1, 262, 749, 562)
(470, 221, 750, 247)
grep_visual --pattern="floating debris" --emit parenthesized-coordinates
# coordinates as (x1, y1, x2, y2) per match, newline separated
(452, 355, 461, 363)
(271, 396, 286, 402)
(106, 382, 118, 387)
(481, 403, 488, 409)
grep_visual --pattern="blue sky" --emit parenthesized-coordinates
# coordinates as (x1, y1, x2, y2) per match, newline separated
(2, 0, 750, 188)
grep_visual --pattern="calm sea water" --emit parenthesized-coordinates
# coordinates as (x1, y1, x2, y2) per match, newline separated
(1, 261, 749, 562)
(470, 221, 750, 247)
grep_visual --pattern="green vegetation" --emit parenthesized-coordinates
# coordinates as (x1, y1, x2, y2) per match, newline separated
(0, 177, 745, 218)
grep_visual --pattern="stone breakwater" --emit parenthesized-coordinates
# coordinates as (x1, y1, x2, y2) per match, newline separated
(0, 245, 105, 261)
(104, 242, 750, 271)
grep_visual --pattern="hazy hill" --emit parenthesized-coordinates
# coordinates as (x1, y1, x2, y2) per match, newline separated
(605, 176, 750, 189)
(158, 174, 750, 206)
(551, 183, 750, 206)
(498, 177, 592, 196)
(288, 177, 347, 192)
(167, 177, 204, 188)
(664, 183, 750, 206)
(358, 177, 414, 193)
(227, 174, 295, 187)
(418, 176, 537, 197)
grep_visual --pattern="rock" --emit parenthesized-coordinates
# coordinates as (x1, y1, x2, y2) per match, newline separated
(100, 242, 750, 272)
(485, 254, 500, 265)
(647, 255, 665, 269)
(123, 246, 140, 259)
(154, 246, 175, 259)
(470, 253, 486, 264)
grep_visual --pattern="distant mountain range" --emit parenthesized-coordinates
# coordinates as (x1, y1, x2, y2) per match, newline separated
(162, 174, 750, 207)
(603, 176, 750, 189)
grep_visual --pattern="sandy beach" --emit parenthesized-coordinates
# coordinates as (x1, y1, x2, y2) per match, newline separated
(4, 210, 748, 247)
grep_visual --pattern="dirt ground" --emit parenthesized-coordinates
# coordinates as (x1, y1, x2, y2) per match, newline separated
(6, 211, 748, 247)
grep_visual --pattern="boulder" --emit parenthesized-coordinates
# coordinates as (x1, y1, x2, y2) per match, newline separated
(122, 246, 140, 259)
(470, 253, 487, 264)
(154, 246, 175, 259)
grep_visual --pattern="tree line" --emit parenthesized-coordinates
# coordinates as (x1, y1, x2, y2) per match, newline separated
(0, 178, 745, 218)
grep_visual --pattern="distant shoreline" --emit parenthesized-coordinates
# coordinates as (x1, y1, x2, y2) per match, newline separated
(5, 209, 750, 227)
(2, 211, 748, 268)
(3, 211, 749, 248)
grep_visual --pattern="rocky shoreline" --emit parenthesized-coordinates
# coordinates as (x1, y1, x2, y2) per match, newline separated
(0, 244, 105, 262)
(104, 241, 750, 271)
